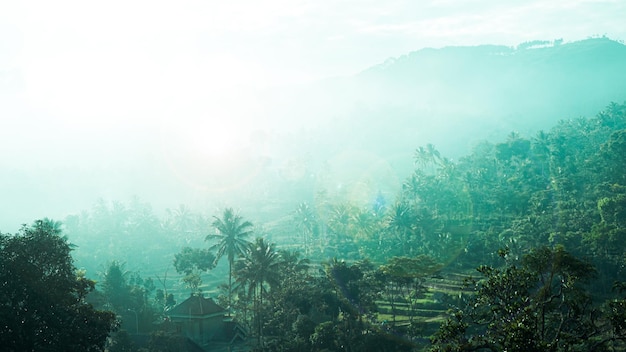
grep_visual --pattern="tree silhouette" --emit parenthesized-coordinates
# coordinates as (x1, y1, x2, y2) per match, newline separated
(235, 237, 282, 345)
(414, 143, 442, 174)
(173, 247, 216, 294)
(0, 220, 117, 350)
(429, 246, 624, 352)
(387, 201, 418, 255)
(293, 202, 317, 255)
(206, 207, 253, 312)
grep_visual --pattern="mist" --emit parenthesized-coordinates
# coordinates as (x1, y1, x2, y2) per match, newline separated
(3, 2, 626, 350)
(1, 3, 624, 221)
(3, 38, 626, 229)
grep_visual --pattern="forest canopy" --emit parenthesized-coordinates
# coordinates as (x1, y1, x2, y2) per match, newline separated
(3, 101, 626, 351)
(0, 220, 117, 351)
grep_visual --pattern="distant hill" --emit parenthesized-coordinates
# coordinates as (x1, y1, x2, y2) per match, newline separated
(358, 37, 626, 123)
(268, 37, 626, 160)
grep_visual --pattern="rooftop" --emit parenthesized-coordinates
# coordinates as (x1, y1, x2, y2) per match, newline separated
(166, 295, 226, 318)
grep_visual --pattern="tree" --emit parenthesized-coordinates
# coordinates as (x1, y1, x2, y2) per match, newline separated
(100, 261, 132, 312)
(379, 255, 442, 324)
(257, 250, 318, 349)
(206, 207, 253, 312)
(293, 202, 318, 255)
(321, 259, 387, 351)
(414, 144, 442, 174)
(164, 204, 198, 246)
(106, 330, 136, 352)
(99, 261, 158, 334)
(235, 237, 283, 345)
(430, 246, 626, 352)
(0, 219, 117, 351)
(310, 321, 339, 350)
(600, 129, 626, 184)
(387, 201, 420, 255)
(173, 247, 215, 294)
(143, 330, 189, 352)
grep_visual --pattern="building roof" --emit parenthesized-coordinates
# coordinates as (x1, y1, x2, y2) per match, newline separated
(166, 295, 226, 318)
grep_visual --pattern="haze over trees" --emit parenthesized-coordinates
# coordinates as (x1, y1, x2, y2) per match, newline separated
(4, 99, 624, 351)
(2, 37, 626, 351)
(3, 38, 626, 230)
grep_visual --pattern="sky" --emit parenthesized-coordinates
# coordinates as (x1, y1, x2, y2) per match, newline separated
(2, 1, 625, 129)
(1, 0, 625, 226)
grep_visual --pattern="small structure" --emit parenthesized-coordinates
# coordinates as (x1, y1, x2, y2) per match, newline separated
(166, 295, 246, 350)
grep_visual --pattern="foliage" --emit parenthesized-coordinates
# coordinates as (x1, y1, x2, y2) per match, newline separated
(174, 247, 215, 274)
(207, 207, 253, 311)
(379, 255, 442, 323)
(235, 237, 283, 344)
(63, 198, 168, 281)
(15, 101, 626, 350)
(0, 219, 117, 351)
(430, 246, 626, 352)
(107, 330, 137, 352)
(293, 202, 319, 255)
(173, 247, 215, 293)
(99, 261, 158, 334)
(154, 289, 176, 312)
(141, 330, 189, 352)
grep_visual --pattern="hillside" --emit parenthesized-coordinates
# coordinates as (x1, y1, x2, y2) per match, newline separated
(222, 38, 626, 227)
(270, 37, 626, 159)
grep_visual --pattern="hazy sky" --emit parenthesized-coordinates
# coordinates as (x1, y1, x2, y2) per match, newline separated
(1, 0, 624, 136)
(0, 0, 625, 225)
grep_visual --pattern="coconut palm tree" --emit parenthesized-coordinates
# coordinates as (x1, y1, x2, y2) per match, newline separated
(39, 217, 63, 235)
(414, 146, 429, 170)
(170, 204, 195, 234)
(531, 130, 551, 178)
(387, 201, 419, 255)
(294, 202, 317, 255)
(235, 237, 282, 345)
(425, 143, 442, 165)
(206, 207, 253, 312)
(414, 144, 442, 174)
(277, 249, 310, 280)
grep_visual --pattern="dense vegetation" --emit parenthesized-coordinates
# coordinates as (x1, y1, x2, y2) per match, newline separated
(3, 101, 626, 351)
(0, 220, 117, 351)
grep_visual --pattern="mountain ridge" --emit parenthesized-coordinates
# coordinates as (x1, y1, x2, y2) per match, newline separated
(258, 37, 626, 195)
(364, 37, 625, 73)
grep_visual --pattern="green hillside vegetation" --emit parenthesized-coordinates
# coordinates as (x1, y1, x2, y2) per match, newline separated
(289, 37, 626, 162)
(4, 101, 626, 350)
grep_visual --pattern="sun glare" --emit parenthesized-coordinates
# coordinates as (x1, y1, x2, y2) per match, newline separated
(166, 119, 250, 161)
(190, 126, 247, 159)
(159, 118, 262, 194)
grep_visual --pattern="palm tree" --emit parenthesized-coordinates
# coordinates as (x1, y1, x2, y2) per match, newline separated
(170, 204, 195, 234)
(277, 249, 310, 280)
(414, 146, 429, 170)
(206, 208, 253, 312)
(387, 202, 419, 255)
(39, 218, 63, 235)
(414, 144, 442, 174)
(436, 157, 456, 180)
(235, 237, 282, 345)
(532, 130, 551, 178)
(425, 143, 441, 165)
(38, 218, 77, 249)
(294, 202, 317, 255)
(350, 208, 377, 240)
